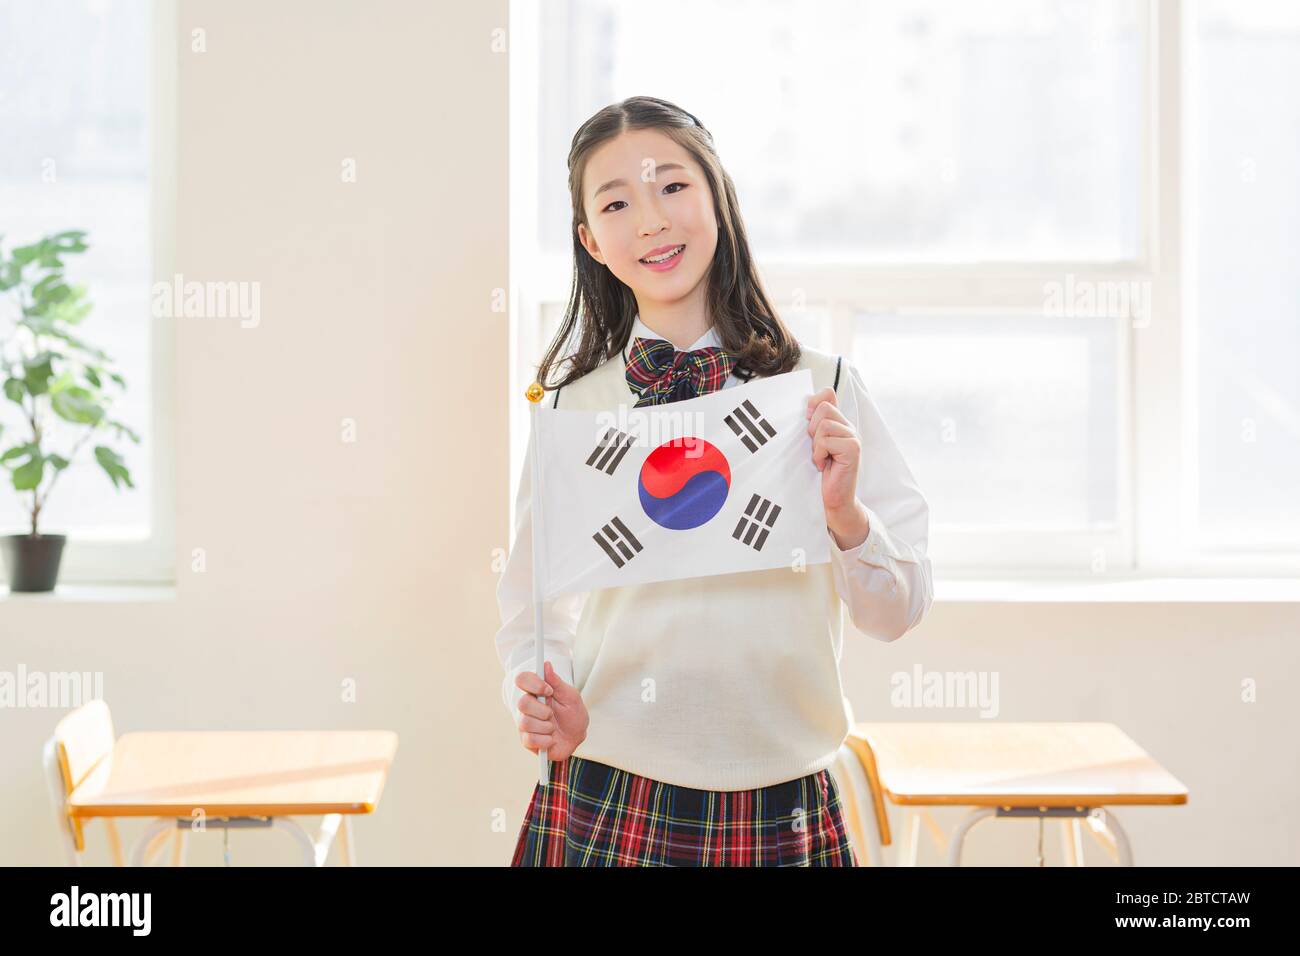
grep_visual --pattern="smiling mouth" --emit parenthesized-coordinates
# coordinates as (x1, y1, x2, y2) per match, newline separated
(639, 244, 685, 264)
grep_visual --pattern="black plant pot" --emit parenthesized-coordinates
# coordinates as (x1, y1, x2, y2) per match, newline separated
(1, 534, 67, 593)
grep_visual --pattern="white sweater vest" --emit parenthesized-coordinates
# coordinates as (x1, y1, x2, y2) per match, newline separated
(551, 344, 853, 791)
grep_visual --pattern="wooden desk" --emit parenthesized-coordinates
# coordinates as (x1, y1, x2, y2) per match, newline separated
(67, 730, 398, 866)
(850, 722, 1188, 865)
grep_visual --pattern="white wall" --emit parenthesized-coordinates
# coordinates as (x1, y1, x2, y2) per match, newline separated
(1, 0, 1296, 867)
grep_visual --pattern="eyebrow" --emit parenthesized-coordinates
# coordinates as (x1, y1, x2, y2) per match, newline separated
(592, 162, 689, 200)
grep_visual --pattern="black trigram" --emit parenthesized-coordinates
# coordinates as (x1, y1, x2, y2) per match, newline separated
(593, 516, 644, 568)
(733, 493, 781, 551)
(724, 399, 777, 453)
(585, 426, 635, 475)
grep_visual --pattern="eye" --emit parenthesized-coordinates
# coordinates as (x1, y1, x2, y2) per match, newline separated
(601, 182, 688, 214)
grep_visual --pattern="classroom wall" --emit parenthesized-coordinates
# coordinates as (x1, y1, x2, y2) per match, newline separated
(1, 0, 1296, 867)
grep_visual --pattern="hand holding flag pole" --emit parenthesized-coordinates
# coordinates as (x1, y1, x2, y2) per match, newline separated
(525, 381, 551, 787)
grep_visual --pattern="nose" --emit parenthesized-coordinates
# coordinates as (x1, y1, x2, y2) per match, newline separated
(638, 190, 669, 236)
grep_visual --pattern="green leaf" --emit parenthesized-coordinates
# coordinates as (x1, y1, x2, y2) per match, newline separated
(26, 282, 92, 326)
(0, 443, 37, 463)
(12, 242, 43, 266)
(48, 369, 76, 393)
(106, 419, 141, 443)
(13, 455, 43, 491)
(48, 284, 92, 325)
(51, 386, 104, 425)
(18, 316, 110, 360)
(84, 366, 102, 388)
(47, 454, 70, 471)
(22, 354, 55, 396)
(18, 314, 57, 335)
(0, 260, 21, 291)
(52, 230, 88, 252)
(94, 446, 133, 490)
(3, 378, 25, 404)
(31, 274, 69, 303)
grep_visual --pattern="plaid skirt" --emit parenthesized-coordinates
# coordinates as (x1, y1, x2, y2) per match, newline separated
(511, 754, 857, 867)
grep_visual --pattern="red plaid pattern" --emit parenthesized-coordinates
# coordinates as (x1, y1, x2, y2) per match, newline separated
(511, 755, 858, 867)
(625, 336, 736, 407)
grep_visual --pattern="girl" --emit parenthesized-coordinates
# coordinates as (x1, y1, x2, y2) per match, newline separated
(495, 96, 934, 866)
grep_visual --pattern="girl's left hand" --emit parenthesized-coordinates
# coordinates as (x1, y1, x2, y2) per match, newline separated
(806, 386, 870, 548)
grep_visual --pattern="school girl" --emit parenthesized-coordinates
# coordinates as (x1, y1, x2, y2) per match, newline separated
(495, 96, 934, 866)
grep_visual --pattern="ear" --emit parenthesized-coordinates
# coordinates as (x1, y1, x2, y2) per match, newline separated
(576, 223, 604, 265)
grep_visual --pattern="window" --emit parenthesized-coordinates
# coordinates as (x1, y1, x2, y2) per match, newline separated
(536, 0, 1142, 263)
(852, 312, 1121, 532)
(509, 0, 1300, 579)
(0, 0, 173, 583)
(1187, 0, 1300, 552)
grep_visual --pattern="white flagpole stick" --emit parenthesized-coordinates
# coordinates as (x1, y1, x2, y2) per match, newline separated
(525, 382, 550, 786)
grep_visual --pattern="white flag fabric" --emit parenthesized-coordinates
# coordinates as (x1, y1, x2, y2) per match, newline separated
(532, 368, 830, 599)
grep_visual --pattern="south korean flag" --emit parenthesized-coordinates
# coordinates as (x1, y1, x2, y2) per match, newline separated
(531, 368, 830, 598)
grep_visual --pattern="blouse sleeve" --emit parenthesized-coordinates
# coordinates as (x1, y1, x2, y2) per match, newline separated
(824, 356, 935, 642)
(494, 426, 587, 725)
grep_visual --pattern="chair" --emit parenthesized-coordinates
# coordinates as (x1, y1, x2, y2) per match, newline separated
(42, 699, 187, 866)
(830, 737, 893, 866)
(833, 733, 970, 866)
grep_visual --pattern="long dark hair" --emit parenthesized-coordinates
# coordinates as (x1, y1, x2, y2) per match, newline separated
(535, 95, 801, 392)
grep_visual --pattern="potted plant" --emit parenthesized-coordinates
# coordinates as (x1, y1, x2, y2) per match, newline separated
(0, 230, 139, 592)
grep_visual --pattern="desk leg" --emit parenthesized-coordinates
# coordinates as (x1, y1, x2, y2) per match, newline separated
(123, 816, 359, 867)
(271, 817, 320, 865)
(899, 808, 920, 866)
(105, 819, 124, 867)
(338, 815, 356, 866)
(945, 807, 1133, 866)
(1095, 809, 1134, 866)
(945, 808, 998, 866)
(272, 815, 355, 866)
(171, 829, 188, 867)
(1060, 818, 1085, 866)
(130, 819, 175, 866)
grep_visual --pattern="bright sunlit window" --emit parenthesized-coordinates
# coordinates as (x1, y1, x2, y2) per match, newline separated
(0, 0, 171, 582)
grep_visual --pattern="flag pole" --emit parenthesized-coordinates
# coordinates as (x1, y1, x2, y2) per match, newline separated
(525, 381, 550, 787)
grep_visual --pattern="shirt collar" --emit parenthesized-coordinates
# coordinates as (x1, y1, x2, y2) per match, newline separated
(627, 313, 722, 353)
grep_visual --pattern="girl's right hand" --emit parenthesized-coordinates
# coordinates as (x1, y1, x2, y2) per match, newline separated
(515, 660, 589, 761)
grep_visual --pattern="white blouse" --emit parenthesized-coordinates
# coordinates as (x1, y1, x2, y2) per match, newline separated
(496, 315, 935, 725)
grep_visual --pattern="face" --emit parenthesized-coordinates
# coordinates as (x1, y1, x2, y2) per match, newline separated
(576, 128, 718, 308)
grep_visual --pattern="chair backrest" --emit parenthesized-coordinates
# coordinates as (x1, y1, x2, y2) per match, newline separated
(43, 699, 116, 862)
(842, 734, 892, 845)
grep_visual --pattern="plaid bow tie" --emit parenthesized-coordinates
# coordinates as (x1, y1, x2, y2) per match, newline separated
(625, 336, 736, 407)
